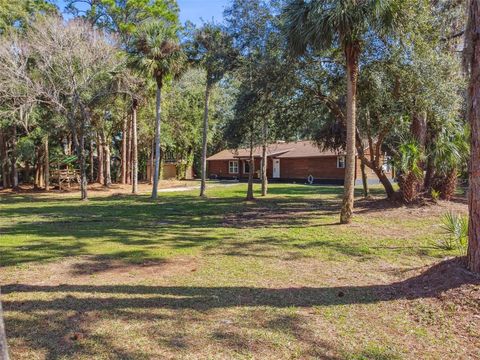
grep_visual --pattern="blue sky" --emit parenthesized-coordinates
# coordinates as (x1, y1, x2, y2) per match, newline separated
(56, 0, 229, 25)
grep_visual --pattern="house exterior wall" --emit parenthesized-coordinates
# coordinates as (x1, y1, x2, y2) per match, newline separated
(207, 158, 272, 179)
(278, 156, 346, 179)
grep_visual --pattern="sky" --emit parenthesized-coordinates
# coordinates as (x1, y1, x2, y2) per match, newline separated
(56, 0, 229, 25)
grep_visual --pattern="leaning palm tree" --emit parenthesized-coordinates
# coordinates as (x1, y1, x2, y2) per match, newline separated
(283, 0, 402, 223)
(132, 21, 183, 199)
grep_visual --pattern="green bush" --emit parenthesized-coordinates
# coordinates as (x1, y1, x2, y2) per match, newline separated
(438, 211, 468, 255)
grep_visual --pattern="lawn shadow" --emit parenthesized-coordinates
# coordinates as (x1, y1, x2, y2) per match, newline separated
(2, 259, 477, 359)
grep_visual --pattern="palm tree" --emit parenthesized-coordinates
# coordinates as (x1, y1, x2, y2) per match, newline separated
(132, 21, 183, 199)
(283, 0, 401, 223)
(187, 23, 237, 197)
(430, 128, 469, 201)
(397, 138, 423, 203)
(465, 0, 480, 273)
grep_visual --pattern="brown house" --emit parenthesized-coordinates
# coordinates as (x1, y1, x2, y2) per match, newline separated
(207, 140, 394, 184)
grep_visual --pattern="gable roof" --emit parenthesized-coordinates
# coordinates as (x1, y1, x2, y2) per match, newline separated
(207, 141, 346, 161)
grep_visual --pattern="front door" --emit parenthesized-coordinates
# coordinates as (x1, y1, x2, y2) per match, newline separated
(273, 159, 280, 178)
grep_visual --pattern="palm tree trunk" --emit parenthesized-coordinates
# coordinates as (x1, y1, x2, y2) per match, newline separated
(152, 76, 163, 199)
(44, 136, 49, 191)
(149, 138, 154, 185)
(340, 44, 359, 224)
(261, 120, 268, 196)
(200, 83, 211, 197)
(467, 0, 480, 273)
(121, 114, 128, 184)
(131, 100, 138, 194)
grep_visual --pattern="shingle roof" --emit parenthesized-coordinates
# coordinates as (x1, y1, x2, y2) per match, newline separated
(207, 141, 346, 161)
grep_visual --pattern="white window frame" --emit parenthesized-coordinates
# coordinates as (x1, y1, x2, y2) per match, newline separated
(243, 160, 250, 174)
(337, 156, 346, 169)
(228, 160, 239, 174)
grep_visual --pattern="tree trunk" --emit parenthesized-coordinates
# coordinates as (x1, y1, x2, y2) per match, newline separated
(261, 120, 268, 196)
(152, 77, 163, 199)
(200, 83, 211, 197)
(360, 159, 369, 198)
(374, 167, 396, 199)
(11, 126, 18, 188)
(467, 0, 480, 273)
(0, 288, 9, 360)
(246, 131, 255, 201)
(0, 130, 10, 188)
(72, 122, 88, 200)
(131, 100, 138, 194)
(44, 136, 49, 191)
(126, 115, 132, 184)
(89, 140, 94, 183)
(121, 113, 128, 184)
(149, 138, 154, 185)
(102, 130, 111, 187)
(97, 134, 104, 185)
(340, 44, 359, 224)
(78, 135, 88, 200)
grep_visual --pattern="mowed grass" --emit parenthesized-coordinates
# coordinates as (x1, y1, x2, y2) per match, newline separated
(0, 183, 478, 360)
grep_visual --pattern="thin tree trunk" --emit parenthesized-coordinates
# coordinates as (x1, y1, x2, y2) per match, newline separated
(89, 140, 94, 183)
(246, 130, 255, 201)
(121, 112, 128, 184)
(152, 77, 163, 199)
(131, 100, 138, 194)
(149, 138, 154, 185)
(102, 130, 111, 187)
(467, 0, 480, 273)
(127, 114, 132, 185)
(0, 288, 9, 360)
(44, 136, 49, 191)
(97, 134, 104, 185)
(200, 83, 211, 197)
(261, 120, 268, 196)
(11, 126, 18, 188)
(360, 160, 369, 198)
(0, 130, 9, 188)
(79, 136, 88, 200)
(340, 44, 359, 224)
(72, 125, 88, 200)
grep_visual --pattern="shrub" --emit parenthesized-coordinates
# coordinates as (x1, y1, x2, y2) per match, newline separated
(438, 211, 468, 255)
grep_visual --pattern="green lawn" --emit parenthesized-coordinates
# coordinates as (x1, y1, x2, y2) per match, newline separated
(0, 183, 478, 359)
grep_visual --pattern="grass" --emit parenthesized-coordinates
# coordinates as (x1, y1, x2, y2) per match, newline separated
(0, 183, 478, 359)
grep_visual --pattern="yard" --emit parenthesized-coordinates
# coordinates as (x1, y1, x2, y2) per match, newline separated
(0, 183, 479, 359)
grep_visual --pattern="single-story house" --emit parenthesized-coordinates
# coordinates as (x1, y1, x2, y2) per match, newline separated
(207, 140, 394, 184)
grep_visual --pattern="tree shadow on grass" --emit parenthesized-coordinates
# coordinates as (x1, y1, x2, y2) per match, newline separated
(2, 259, 478, 359)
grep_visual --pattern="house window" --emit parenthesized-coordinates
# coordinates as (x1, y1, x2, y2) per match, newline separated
(337, 156, 346, 169)
(228, 160, 238, 174)
(243, 161, 250, 174)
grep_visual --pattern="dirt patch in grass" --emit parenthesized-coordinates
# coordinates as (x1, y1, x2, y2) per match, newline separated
(3, 256, 199, 285)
